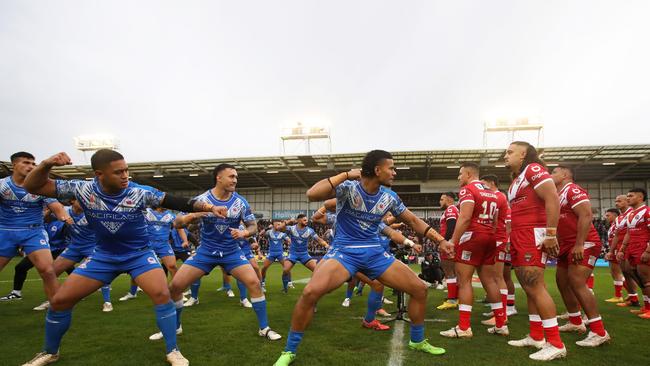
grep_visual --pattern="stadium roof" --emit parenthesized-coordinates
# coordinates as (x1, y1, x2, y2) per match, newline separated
(2, 144, 649, 190)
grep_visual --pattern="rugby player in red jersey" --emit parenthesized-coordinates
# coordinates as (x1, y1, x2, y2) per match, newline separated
(436, 192, 459, 310)
(440, 162, 507, 338)
(551, 166, 610, 346)
(503, 141, 566, 361)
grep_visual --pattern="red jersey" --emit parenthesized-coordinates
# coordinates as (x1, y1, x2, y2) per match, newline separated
(612, 207, 633, 243)
(626, 205, 650, 249)
(557, 182, 601, 246)
(495, 190, 510, 243)
(508, 163, 553, 230)
(439, 205, 459, 238)
(458, 181, 499, 233)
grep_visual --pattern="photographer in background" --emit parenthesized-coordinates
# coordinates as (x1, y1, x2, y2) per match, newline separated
(419, 252, 444, 288)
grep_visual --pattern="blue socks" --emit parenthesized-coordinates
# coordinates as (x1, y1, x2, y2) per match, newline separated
(251, 296, 269, 330)
(346, 285, 354, 299)
(101, 285, 111, 303)
(282, 273, 290, 291)
(410, 323, 425, 343)
(222, 279, 232, 291)
(284, 330, 304, 353)
(237, 280, 248, 301)
(44, 309, 72, 354)
(190, 280, 201, 300)
(155, 301, 179, 353)
(364, 290, 383, 323)
(129, 284, 138, 296)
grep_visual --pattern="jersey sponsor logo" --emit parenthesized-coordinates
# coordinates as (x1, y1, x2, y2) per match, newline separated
(147, 256, 157, 264)
(215, 224, 229, 234)
(531, 165, 541, 172)
(461, 250, 472, 261)
(460, 189, 467, 196)
(40, 239, 47, 245)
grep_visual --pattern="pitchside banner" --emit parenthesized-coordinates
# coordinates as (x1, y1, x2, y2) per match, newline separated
(272, 210, 315, 220)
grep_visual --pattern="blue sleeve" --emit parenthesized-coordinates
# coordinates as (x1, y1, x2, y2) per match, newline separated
(44, 198, 58, 206)
(310, 228, 319, 240)
(335, 180, 353, 202)
(54, 179, 84, 200)
(137, 184, 165, 207)
(241, 199, 256, 222)
(389, 191, 407, 217)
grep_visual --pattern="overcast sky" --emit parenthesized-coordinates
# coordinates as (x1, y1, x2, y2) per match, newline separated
(1, 1, 649, 165)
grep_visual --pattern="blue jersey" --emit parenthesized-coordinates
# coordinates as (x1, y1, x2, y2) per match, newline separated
(194, 190, 255, 254)
(378, 222, 391, 251)
(66, 206, 96, 249)
(333, 180, 406, 248)
(46, 219, 67, 251)
(171, 228, 189, 251)
(0, 177, 57, 229)
(266, 229, 288, 254)
(54, 179, 165, 255)
(286, 225, 319, 254)
(144, 208, 176, 243)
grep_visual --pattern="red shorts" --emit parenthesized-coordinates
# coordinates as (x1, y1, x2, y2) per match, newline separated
(556, 241, 602, 269)
(454, 231, 496, 266)
(626, 244, 647, 266)
(495, 241, 510, 263)
(509, 228, 548, 268)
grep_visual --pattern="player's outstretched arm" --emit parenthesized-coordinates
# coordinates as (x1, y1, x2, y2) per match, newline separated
(24, 152, 73, 197)
(47, 201, 72, 225)
(398, 209, 452, 255)
(231, 220, 258, 240)
(161, 196, 227, 218)
(382, 225, 420, 253)
(174, 212, 209, 228)
(306, 169, 360, 202)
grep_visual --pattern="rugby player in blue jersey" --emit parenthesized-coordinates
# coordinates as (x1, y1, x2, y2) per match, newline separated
(0, 152, 70, 303)
(21, 150, 227, 366)
(281, 214, 329, 293)
(274, 150, 452, 365)
(260, 220, 291, 291)
(167, 163, 282, 342)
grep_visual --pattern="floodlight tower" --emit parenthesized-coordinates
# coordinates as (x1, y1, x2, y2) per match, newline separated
(74, 135, 120, 163)
(280, 122, 331, 155)
(483, 117, 544, 148)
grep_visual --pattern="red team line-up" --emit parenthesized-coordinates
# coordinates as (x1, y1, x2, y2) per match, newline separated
(0, 141, 648, 365)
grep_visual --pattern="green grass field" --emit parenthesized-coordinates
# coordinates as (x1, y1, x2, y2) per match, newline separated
(1, 261, 648, 366)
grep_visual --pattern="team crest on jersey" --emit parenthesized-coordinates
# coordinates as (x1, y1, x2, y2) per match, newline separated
(101, 221, 125, 234)
(524, 252, 533, 262)
(215, 224, 229, 234)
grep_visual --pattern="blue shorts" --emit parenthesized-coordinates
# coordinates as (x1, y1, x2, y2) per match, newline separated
(288, 252, 315, 266)
(242, 250, 255, 260)
(0, 227, 50, 258)
(183, 248, 250, 275)
(73, 249, 162, 284)
(323, 245, 395, 280)
(267, 252, 285, 262)
(59, 244, 95, 263)
(151, 240, 175, 258)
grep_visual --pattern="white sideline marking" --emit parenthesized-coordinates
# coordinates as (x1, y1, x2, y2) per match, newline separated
(387, 321, 405, 366)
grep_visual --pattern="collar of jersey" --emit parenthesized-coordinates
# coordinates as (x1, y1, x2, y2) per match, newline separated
(355, 181, 383, 198)
(207, 189, 235, 204)
(92, 177, 129, 198)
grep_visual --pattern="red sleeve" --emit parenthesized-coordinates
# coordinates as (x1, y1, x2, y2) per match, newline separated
(498, 193, 511, 221)
(525, 163, 553, 189)
(567, 184, 590, 209)
(458, 186, 475, 206)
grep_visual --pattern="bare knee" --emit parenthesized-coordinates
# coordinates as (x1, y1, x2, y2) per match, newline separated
(409, 281, 428, 300)
(301, 285, 323, 305)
